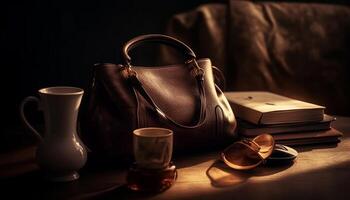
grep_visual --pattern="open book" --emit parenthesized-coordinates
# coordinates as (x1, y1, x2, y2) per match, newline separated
(225, 91, 325, 125)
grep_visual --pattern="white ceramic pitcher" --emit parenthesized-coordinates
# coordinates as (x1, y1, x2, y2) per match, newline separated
(20, 86, 87, 182)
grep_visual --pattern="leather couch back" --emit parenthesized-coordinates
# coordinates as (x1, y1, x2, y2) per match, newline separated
(161, 1, 350, 115)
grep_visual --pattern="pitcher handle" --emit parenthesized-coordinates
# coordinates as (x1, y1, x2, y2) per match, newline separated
(20, 96, 44, 142)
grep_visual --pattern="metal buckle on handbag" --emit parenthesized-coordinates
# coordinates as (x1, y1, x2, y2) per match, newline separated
(186, 59, 205, 80)
(120, 64, 138, 80)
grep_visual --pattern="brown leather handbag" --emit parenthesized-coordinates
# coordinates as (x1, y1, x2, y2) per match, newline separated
(80, 34, 237, 162)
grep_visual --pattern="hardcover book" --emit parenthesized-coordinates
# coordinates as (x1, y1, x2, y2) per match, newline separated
(244, 128, 343, 146)
(271, 128, 343, 146)
(225, 91, 325, 125)
(238, 114, 335, 137)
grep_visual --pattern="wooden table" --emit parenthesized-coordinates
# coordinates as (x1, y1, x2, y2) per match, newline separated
(1, 117, 350, 200)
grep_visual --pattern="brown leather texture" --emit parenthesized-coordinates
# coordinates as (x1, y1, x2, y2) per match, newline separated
(161, 1, 350, 116)
(80, 35, 237, 162)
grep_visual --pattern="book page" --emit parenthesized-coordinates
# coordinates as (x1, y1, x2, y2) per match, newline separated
(226, 91, 324, 113)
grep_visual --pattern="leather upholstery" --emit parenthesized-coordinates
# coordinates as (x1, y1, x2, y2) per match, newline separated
(161, 1, 350, 116)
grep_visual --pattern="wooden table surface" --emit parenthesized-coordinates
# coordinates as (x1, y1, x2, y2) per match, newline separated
(1, 116, 350, 200)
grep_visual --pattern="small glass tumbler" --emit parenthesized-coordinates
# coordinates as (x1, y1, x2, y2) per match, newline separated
(127, 127, 177, 192)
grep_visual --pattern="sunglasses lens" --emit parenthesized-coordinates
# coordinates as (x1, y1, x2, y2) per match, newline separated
(253, 134, 275, 159)
(222, 142, 262, 170)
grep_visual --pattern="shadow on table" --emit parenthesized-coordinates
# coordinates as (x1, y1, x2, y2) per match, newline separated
(174, 151, 219, 169)
(206, 159, 294, 188)
(93, 184, 176, 200)
(187, 159, 350, 200)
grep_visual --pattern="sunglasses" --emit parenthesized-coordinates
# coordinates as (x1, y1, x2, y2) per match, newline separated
(221, 134, 275, 170)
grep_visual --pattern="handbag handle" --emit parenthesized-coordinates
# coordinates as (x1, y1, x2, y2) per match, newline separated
(122, 34, 206, 129)
(122, 34, 196, 65)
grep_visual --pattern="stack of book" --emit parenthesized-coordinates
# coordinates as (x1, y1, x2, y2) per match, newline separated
(225, 91, 343, 146)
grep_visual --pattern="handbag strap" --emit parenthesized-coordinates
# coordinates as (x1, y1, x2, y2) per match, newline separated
(212, 66, 226, 91)
(121, 34, 207, 129)
(130, 75, 206, 129)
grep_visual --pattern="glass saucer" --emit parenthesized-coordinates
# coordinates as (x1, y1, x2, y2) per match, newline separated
(126, 162, 177, 192)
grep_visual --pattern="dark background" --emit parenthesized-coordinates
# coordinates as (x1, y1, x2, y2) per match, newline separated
(2, 0, 347, 151)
